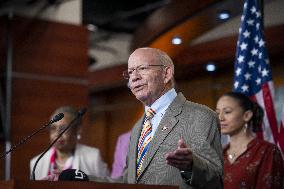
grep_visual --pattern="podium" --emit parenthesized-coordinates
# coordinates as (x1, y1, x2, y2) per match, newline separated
(0, 180, 179, 189)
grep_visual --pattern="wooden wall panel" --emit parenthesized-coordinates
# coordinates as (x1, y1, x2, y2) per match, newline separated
(0, 16, 88, 180)
(11, 16, 87, 77)
(83, 94, 109, 161)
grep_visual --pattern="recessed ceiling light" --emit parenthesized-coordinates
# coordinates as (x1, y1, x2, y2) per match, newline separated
(218, 11, 230, 20)
(206, 63, 216, 72)
(172, 36, 182, 45)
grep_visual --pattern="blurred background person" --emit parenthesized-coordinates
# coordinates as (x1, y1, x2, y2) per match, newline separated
(30, 106, 109, 180)
(216, 92, 283, 189)
(111, 131, 131, 179)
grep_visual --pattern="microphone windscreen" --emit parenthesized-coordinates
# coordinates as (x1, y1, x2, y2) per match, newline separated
(58, 169, 89, 181)
(52, 113, 64, 123)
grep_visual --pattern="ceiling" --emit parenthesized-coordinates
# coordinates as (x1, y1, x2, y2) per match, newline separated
(82, 0, 170, 33)
(0, 0, 169, 33)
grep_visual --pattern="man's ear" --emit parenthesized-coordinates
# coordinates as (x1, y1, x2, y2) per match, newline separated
(163, 66, 173, 84)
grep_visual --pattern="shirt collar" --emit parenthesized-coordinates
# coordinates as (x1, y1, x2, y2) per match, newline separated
(145, 88, 177, 114)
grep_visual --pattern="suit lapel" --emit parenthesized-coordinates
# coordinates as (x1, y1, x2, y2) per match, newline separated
(137, 93, 186, 180)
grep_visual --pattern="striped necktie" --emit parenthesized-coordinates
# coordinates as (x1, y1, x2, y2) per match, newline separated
(136, 108, 155, 178)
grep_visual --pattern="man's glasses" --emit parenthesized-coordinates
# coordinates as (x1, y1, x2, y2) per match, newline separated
(123, 64, 167, 80)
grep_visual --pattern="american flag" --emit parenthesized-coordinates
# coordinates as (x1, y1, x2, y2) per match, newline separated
(279, 105, 284, 155)
(233, 0, 281, 150)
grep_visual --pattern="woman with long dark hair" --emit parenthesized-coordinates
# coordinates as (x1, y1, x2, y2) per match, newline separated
(216, 92, 283, 189)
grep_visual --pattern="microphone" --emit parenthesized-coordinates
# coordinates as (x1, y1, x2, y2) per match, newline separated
(52, 113, 65, 123)
(0, 113, 64, 159)
(58, 169, 89, 181)
(32, 108, 87, 180)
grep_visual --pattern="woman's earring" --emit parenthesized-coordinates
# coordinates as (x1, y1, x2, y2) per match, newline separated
(77, 134, 81, 140)
(244, 123, 248, 133)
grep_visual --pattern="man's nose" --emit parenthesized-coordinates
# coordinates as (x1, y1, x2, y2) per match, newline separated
(129, 70, 141, 82)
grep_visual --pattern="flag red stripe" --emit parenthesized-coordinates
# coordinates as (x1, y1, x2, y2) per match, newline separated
(261, 83, 278, 143)
(279, 104, 284, 155)
(279, 122, 284, 154)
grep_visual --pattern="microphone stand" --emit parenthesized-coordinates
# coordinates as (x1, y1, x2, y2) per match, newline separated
(32, 108, 87, 180)
(0, 113, 64, 159)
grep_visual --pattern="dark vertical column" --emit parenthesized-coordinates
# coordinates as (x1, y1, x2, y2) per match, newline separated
(4, 12, 13, 180)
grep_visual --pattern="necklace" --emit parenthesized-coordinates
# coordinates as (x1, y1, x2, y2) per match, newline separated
(228, 153, 236, 160)
(227, 145, 247, 161)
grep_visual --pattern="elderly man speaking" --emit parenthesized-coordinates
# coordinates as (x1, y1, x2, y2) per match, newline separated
(122, 47, 223, 189)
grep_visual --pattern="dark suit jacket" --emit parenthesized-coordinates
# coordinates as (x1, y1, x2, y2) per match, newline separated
(123, 93, 223, 189)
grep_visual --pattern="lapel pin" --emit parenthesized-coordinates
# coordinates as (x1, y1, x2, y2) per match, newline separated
(162, 126, 168, 131)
